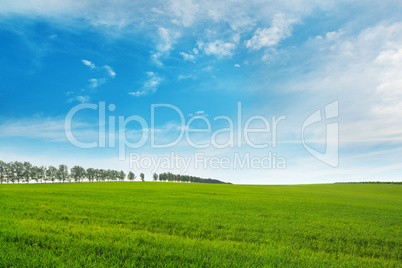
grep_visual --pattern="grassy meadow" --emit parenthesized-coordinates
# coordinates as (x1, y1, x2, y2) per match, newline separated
(0, 182, 401, 267)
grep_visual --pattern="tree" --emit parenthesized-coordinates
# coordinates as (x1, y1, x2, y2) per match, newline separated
(105, 169, 112, 182)
(23, 161, 32, 183)
(94, 169, 102, 182)
(71, 166, 85, 182)
(14, 161, 24, 184)
(118, 171, 125, 182)
(31, 166, 41, 183)
(99, 169, 107, 182)
(0, 160, 6, 184)
(86, 168, 95, 182)
(153, 173, 158, 182)
(46, 166, 57, 183)
(7, 162, 17, 183)
(57, 165, 69, 183)
(140, 173, 145, 182)
(42, 167, 48, 183)
(111, 170, 119, 182)
(127, 171, 135, 181)
(38, 166, 46, 183)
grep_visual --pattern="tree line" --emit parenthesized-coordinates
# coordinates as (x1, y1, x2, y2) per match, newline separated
(157, 172, 231, 184)
(0, 160, 136, 184)
(0, 160, 231, 184)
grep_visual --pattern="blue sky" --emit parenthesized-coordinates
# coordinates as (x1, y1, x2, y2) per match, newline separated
(1, 0, 402, 184)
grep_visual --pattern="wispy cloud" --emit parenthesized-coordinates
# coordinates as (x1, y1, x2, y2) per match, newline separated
(157, 27, 175, 52)
(82, 60, 116, 79)
(66, 60, 116, 102)
(188, 110, 208, 117)
(167, 0, 199, 27)
(279, 22, 402, 146)
(198, 40, 236, 57)
(151, 27, 180, 66)
(164, 0, 323, 31)
(81, 60, 116, 91)
(104, 65, 116, 78)
(246, 13, 296, 50)
(178, 74, 195, 80)
(129, 71, 161, 97)
(75, 96, 90, 103)
(89, 78, 106, 89)
(0, 117, 96, 142)
(180, 52, 196, 62)
(82, 59, 95, 69)
(67, 95, 91, 103)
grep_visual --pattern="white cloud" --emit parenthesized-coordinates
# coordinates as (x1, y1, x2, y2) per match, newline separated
(196, 41, 204, 50)
(81, 60, 115, 90)
(82, 59, 95, 69)
(66, 95, 91, 103)
(202, 66, 213, 72)
(75, 96, 90, 103)
(88, 78, 106, 89)
(151, 27, 180, 65)
(0, 0, 352, 39)
(89, 78, 98, 88)
(280, 22, 402, 146)
(82, 60, 116, 79)
(71, 60, 116, 102)
(151, 52, 163, 66)
(157, 27, 174, 52)
(0, 117, 96, 142)
(190, 110, 208, 117)
(325, 30, 344, 41)
(246, 13, 296, 50)
(261, 48, 278, 62)
(178, 74, 194, 80)
(226, 14, 256, 32)
(232, 33, 241, 43)
(104, 65, 116, 78)
(129, 71, 161, 97)
(180, 52, 196, 62)
(201, 40, 236, 57)
(375, 47, 402, 65)
(164, 0, 325, 32)
(129, 90, 147, 97)
(167, 0, 199, 27)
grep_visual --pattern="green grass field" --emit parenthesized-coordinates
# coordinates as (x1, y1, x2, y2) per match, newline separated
(0, 182, 401, 267)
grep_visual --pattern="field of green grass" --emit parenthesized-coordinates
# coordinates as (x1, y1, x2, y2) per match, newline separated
(0, 182, 401, 267)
